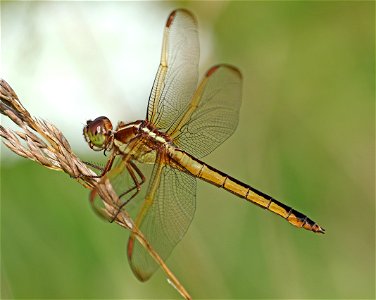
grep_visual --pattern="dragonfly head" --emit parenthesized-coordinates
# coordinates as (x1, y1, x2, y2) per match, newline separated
(83, 116, 114, 152)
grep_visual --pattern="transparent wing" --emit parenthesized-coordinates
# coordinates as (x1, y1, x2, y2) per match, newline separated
(147, 9, 199, 132)
(127, 153, 196, 281)
(169, 65, 242, 158)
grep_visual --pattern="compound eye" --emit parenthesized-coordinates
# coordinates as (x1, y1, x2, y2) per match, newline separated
(83, 116, 113, 151)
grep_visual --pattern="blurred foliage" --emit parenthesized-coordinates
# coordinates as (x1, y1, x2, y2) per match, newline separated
(1, 1, 374, 299)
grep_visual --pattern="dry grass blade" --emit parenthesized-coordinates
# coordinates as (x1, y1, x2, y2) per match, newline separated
(0, 79, 191, 300)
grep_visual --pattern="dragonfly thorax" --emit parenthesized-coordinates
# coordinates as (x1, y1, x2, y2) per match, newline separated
(113, 120, 172, 156)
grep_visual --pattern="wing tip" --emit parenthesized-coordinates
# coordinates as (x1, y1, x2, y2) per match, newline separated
(206, 64, 242, 79)
(166, 10, 177, 28)
(167, 8, 196, 28)
(127, 236, 152, 282)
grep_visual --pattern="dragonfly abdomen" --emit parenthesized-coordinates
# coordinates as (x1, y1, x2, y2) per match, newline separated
(170, 148, 325, 234)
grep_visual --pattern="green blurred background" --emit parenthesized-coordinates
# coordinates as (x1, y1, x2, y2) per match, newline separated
(1, 1, 374, 299)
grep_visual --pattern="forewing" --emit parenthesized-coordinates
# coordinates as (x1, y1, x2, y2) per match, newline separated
(127, 154, 196, 281)
(147, 9, 199, 132)
(169, 65, 242, 158)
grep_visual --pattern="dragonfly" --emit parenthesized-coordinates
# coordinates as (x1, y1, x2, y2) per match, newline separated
(83, 9, 325, 281)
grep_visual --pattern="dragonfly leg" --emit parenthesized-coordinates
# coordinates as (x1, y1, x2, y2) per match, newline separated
(83, 161, 104, 171)
(76, 155, 116, 180)
(119, 161, 146, 199)
(109, 161, 146, 222)
(73, 161, 105, 180)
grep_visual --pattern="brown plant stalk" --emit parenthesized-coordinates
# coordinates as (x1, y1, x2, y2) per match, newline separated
(0, 79, 191, 300)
